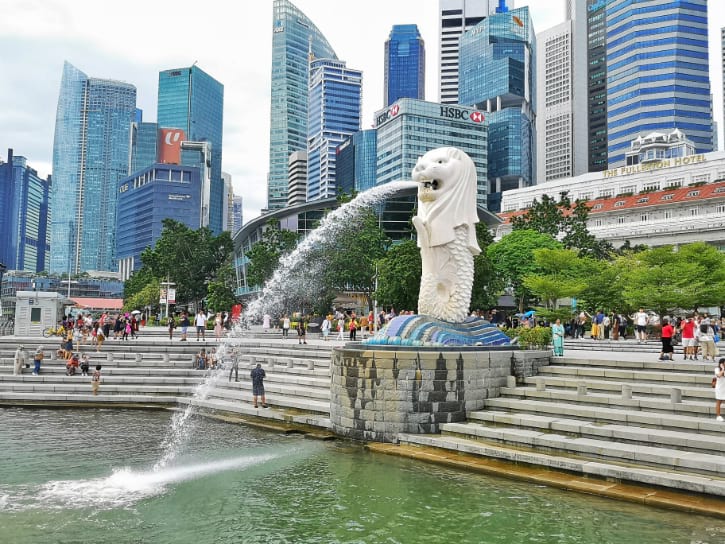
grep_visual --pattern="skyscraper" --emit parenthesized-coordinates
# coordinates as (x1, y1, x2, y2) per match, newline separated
(157, 65, 224, 233)
(606, 0, 712, 167)
(50, 61, 136, 274)
(288, 151, 308, 207)
(0, 149, 51, 272)
(586, 0, 608, 172)
(384, 24, 425, 107)
(459, 6, 535, 212)
(129, 118, 158, 175)
(336, 130, 378, 196)
(721, 27, 724, 149)
(231, 195, 243, 235)
(307, 59, 362, 201)
(438, 0, 514, 104)
(535, 0, 587, 182)
(268, 0, 338, 210)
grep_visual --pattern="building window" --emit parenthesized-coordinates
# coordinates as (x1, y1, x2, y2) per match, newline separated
(665, 210, 673, 219)
(594, 219, 602, 227)
(686, 190, 700, 197)
(617, 217, 625, 224)
(690, 208, 699, 216)
(614, 201, 625, 207)
(592, 203, 603, 210)
(641, 214, 648, 222)
(717, 204, 725, 214)
(692, 174, 710, 184)
(661, 194, 674, 201)
(637, 197, 649, 204)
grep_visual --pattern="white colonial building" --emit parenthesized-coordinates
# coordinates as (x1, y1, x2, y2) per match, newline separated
(498, 149, 725, 249)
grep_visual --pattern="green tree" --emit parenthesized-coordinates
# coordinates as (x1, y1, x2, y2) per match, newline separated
(323, 209, 391, 311)
(510, 194, 563, 237)
(245, 218, 299, 287)
(375, 239, 422, 312)
(205, 259, 238, 312)
(139, 219, 234, 308)
(123, 277, 160, 313)
(522, 248, 587, 322)
(487, 229, 562, 312)
(470, 223, 504, 311)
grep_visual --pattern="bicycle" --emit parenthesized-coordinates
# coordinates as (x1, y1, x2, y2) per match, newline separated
(43, 325, 66, 338)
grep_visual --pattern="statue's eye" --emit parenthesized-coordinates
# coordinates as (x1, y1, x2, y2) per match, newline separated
(437, 159, 446, 164)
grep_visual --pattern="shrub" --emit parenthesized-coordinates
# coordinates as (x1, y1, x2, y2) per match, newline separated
(504, 326, 552, 350)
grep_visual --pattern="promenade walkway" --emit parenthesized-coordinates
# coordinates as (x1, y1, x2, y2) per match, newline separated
(1, 328, 724, 515)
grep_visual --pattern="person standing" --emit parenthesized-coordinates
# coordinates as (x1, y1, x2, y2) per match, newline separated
(13, 345, 27, 376)
(551, 319, 565, 357)
(32, 346, 44, 376)
(168, 314, 176, 341)
(349, 315, 358, 341)
(321, 316, 331, 341)
(680, 316, 697, 360)
(296, 318, 307, 345)
(336, 318, 345, 341)
(659, 318, 675, 361)
(699, 323, 717, 362)
(180, 312, 190, 341)
(228, 353, 239, 382)
(632, 308, 649, 343)
(214, 312, 223, 340)
(715, 359, 725, 422)
(195, 310, 207, 341)
(263, 313, 271, 333)
(92, 365, 102, 396)
(282, 315, 290, 338)
(251, 363, 268, 408)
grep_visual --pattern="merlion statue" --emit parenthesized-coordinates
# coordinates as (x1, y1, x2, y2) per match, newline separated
(412, 147, 480, 323)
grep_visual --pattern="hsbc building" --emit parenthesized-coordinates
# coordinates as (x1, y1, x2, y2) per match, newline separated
(374, 98, 488, 209)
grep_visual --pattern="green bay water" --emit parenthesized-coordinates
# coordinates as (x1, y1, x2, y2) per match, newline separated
(0, 408, 723, 544)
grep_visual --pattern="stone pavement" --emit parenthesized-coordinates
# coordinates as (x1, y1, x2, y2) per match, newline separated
(1, 328, 724, 513)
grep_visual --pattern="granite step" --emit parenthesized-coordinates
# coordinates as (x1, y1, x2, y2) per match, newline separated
(483, 398, 725, 433)
(499, 386, 717, 417)
(538, 365, 714, 385)
(396, 433, 725, 497)
(177, 397, 332, 429)
(204, 386, 330, 414)
(550, 358, 715, 371)
(462, 410, 725, 454)
(437, 422, 725, 476)
(0, 382, 193, 395)
(524, 375, 716, 401)
(211, 380, 330, 401)
(0, 392, 177, 404)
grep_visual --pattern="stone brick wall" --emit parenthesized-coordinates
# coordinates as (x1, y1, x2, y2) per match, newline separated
(330, 346, 548, 443)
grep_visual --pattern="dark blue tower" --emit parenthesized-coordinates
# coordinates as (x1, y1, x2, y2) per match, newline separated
(384, 24, 425, 107)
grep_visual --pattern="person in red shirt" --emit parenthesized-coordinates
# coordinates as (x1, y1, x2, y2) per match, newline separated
(659, 318, 675, 361)
(680, 316, 697, 360)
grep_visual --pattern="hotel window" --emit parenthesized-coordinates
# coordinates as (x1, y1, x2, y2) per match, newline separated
(717, 204, 725, 214)
(692, 174, 710, 184)
(594, 219, 602, 227)
(641, 214, 648, 222)
(637, 197, 649, 204)
(617, 217, 625, 224)
(686, 190, 700, 197)
(592, 204, 603, 210)
(661, 194, 674, 201)
(665, 210, 673, 219)
(690, 208, 699, 216)
(614, 201, 625, 207)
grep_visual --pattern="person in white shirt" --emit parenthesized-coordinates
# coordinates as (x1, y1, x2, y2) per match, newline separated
(195, 310, 207, 341)
(631, 308, 649, 343)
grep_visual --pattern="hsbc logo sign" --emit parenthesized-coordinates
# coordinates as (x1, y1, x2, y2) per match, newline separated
(375, 103, 401, 126)
(440, 106, 484, 123)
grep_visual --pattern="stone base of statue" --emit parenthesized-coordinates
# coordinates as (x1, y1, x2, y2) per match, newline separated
(330, 318, 545, 443)
(363, 315, 513, 347)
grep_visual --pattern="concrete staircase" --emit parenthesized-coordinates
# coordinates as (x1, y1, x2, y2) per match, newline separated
(0, 338, 334, 427)
(398, 355, 725, 497)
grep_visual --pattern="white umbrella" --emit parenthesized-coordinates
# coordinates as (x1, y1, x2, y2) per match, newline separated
(131, 310, 142, 315)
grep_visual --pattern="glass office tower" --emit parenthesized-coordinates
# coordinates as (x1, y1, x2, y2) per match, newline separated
(307, 59, 362, 201)
(384, 24, 425, 107)
(336, 130, 378, 196)
(0, 149, 51, 272)
(459, 7, 535, 212)
(50, 61, 136, 274)
(268, 0, 338, 210)
(606, 0, 712, 167)
(157, 65, 224, 233)
(129, 119, 158, 175)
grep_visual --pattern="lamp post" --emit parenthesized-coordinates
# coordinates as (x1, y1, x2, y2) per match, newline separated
(0, 262, 6, 320)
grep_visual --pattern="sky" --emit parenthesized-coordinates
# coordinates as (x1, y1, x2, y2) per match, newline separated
(1, 0, 724, 224)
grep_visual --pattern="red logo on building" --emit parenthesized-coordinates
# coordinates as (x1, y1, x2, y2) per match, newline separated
(391, 104, 400, 116)
(157, 129, 185, 165)
(470, 111, 484, 123)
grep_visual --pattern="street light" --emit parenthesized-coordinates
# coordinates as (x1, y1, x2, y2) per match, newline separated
(0, 262, 6, 320)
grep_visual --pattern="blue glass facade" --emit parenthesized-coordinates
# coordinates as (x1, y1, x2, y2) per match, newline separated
(375, 99, 488, 208)
(129, 120, 158, 174)
(0, 149, 51, 272)
(384, 24, 425, 107)
(459, 7, 535, 211)
(336, 130, 378, 195)
(268, 0, 338, 209)
(115, 164, 201, 278)
(307, 59, 362, 201)
(606, 0, 712, 167)
(50, 62, 136, 274)
(157, 65, 224, 233)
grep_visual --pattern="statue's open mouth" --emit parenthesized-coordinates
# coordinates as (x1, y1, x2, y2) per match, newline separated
(419, 178, 439, 191)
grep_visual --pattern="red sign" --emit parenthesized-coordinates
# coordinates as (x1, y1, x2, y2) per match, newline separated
(470, 111, 484, 123)
(158, 128, 185, 164)
(231, 304, 242, 321)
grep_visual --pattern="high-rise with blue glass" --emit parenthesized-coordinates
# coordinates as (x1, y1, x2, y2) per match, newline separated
(0, 149, 51, 273)
(157, 65, 224, 233)
(336, 130, 378, 196)
(268, 0, 338, 210)
(459, 6, 535, 212)
(606, 0, 712, 167)
(307, 59, 362, 201)
(384, 24, 425, 107)
(50, 61, 136, 274)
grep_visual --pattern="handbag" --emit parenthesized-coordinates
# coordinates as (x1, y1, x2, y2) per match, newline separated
(714, 334, 720, 343)
(712, 377, 718, 388)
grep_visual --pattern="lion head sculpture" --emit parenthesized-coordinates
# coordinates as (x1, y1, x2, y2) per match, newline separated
(412, 147, 481, 255)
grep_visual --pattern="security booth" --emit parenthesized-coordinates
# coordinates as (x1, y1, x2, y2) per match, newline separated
(14, 291, 74, 337)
